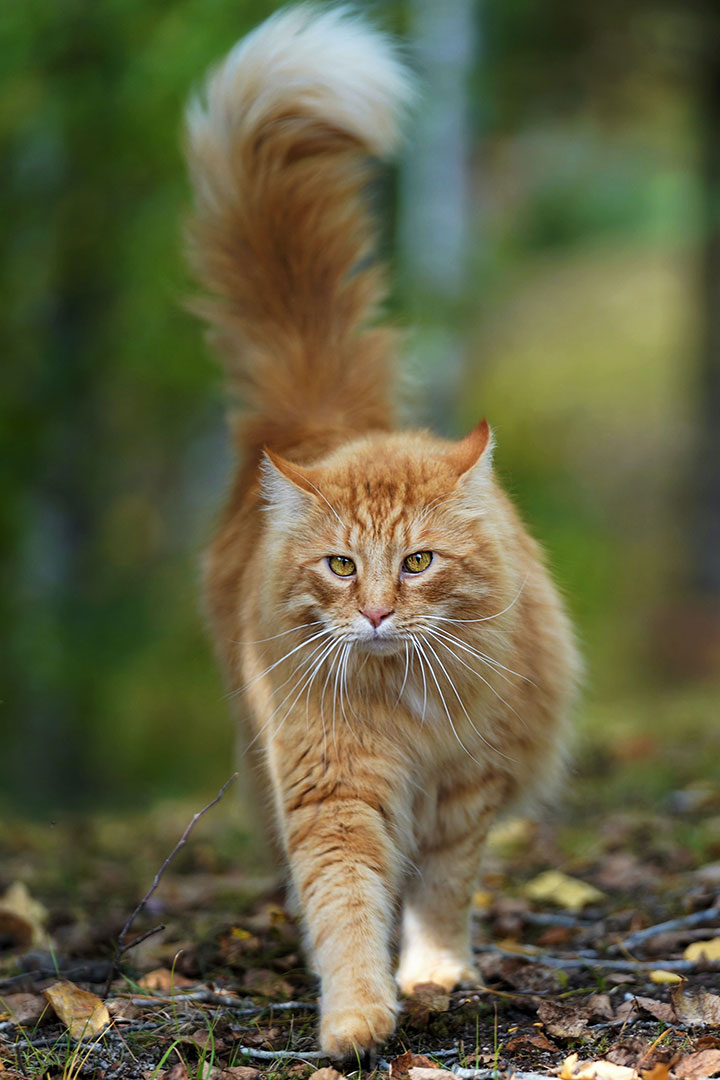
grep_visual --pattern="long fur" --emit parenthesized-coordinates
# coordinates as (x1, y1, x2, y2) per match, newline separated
(184, 6, 580, 1061)
(185, 4, 413, 458)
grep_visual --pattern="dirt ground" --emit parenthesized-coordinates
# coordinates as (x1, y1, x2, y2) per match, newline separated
(2, 685, 720, 1080)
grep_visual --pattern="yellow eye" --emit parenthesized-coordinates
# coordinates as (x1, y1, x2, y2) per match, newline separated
(403, 551, 433, 574)
(328, 555, 356, 577)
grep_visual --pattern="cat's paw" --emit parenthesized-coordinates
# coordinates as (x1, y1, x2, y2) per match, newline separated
(396, 956, 480, 996)
(320, 999, 398, 1059)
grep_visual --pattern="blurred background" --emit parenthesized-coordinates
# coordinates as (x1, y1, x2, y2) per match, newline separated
(2, 0, 719, 820)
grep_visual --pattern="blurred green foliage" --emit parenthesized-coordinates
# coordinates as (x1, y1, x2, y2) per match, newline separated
(1, 0, 717, 816)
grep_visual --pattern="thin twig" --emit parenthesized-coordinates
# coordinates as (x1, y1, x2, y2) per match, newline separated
(232, 1045, 324, 1061)
(476, 943, 717, 973)
(119, 923, 166, 954)
(102, 772, 238, 997)
(618, 904, 720, 951)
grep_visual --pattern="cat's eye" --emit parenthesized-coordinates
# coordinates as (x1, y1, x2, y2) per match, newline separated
(403, 551, 433, 574)
(328, 555, 356, 577)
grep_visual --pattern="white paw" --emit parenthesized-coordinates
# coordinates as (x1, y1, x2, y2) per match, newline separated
(396, 955, 479, 995)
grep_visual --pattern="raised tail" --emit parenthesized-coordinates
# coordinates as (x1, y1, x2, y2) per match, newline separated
(184, 5, 413, 458)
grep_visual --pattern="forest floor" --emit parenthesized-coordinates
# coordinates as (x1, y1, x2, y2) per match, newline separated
(1, 682, 719, 1080)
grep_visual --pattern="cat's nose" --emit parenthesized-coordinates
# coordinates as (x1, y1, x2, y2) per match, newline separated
(360, 607, 394, 629)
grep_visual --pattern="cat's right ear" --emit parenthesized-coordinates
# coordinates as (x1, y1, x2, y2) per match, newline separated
(259, 449, 318, 526)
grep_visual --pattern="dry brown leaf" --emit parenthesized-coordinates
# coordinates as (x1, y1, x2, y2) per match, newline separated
(537, 1000, 590, 1039)
(308, 1070, 345, 1080)
(408, 1069, 456, 1080)
(525, 870, 605, 912)
(671, 985, 720, 1026)
(506, 1030, 558, 1053)
(673, 1050, 720, 1079)
(632, 997, 677, 1025)
(161, 1065, 189, 1080)
(390, 1053, 438, 1080)
(559, 1052, 639, 1080)
(0, 993, 48, 1026)
(683, 937, 720, 962)
(43, 980, 110, 1040)
(221, 1069, 260, 1080)
(106, 1000, 142, 1021)
(138, 968, 194, 992)
(0, 883, 50, 948)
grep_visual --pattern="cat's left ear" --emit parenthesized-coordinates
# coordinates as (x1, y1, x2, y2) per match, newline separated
(447, 419, 495, 493)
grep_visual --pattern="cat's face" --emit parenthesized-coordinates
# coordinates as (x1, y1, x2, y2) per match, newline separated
(260, 423, 505, 654)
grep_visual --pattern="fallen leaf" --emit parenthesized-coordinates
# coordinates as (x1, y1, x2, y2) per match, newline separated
(308, 1071, 345, 1080)
(673, 1050, 720, 1079)
(506, 1031, 558, 1053)
(671, 985, 720, 1026)
(138, 969, 194, 992)
(640, 1065, 671, 1080)
(537, 1000, 591, 1039)
(390, 1053, 438, 1080)
(606, 1038, 652, 1068)
(106, 1000, 142, 1021)
(683, 938, 720, 962)
(221, 1069, 260, 1080)
(403, 982, 451, 1027)
(0, 993, 48, 1026)
(632, 997, 677, 1025)
(472, 889, 493, 910)
(160, 1065, 189, 1080)
(0, 883, 50, 947)
(559, 1052, 639, 1080)
(649, 970, 684, 985)
(43, 981, 110, 1040)
(525, 871, 605, 912)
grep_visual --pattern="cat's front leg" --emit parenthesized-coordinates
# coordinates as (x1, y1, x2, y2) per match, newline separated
(284, 790, 402, 1058)
(396, 785, 500, 995)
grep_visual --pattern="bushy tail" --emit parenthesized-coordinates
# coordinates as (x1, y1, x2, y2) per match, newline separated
(184, 5, 413, 457)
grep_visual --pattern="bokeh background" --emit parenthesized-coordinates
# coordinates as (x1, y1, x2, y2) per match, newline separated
(2, 0, 719, 820)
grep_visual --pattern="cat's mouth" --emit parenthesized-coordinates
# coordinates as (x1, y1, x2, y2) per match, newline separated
(353, 634, 405, 656)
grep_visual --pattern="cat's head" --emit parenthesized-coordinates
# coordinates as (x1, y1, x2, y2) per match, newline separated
(258, 420, 515, 652)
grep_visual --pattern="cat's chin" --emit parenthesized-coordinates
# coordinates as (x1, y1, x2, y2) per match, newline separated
(354, 636, 406, 656)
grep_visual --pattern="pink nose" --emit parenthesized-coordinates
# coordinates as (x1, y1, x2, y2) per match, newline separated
(360, 607, 394, 629)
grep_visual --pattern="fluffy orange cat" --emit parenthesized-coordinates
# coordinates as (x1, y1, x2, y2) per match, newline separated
(184, 4, 580, 1059)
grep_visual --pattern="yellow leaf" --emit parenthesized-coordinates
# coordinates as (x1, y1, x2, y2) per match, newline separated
(649, 969, 684, 985)
(0, 883, 50, 948)
(43, 981, 110, 1040)
(683, 937, 720, 962)
(558, 1053, 640, 1080)
(525, 870, 605, 912)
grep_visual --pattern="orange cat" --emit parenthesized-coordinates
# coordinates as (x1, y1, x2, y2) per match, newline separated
(184, 5, 580, 1058)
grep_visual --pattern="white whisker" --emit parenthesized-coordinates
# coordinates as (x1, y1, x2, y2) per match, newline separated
(232, 620, 324, 646)
(229, 627, 332, 698)
(420, 634, 515, 763)
(428, 626, 536, 686)
(411, 634, 483, 766)
(424, 574, 529, 625)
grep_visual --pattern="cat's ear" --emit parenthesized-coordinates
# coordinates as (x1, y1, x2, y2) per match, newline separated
(259, 449, 319, 524)
(447, 419, 495, 499)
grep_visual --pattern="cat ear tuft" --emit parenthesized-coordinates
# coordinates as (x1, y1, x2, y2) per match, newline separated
(259, 449, 317, 522)
(448, 419, 494, 482)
